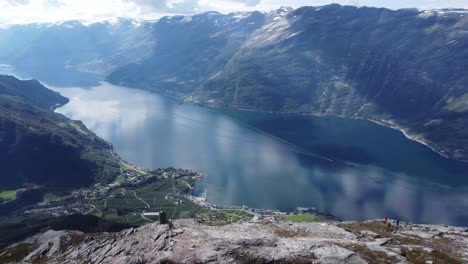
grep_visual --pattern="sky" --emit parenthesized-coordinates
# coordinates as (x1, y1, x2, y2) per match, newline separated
(1, 0, 468, 24)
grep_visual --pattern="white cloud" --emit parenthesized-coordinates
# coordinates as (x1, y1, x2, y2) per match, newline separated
(0, 0, 149, 23)
(0, 0, 468, 24)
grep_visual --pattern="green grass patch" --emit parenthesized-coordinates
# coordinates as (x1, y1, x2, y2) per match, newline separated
(93, 211, 103, 218)
(222, 209, 254, 222)
(195, 209, 253, 223)
(0, 190, 18, 201)
(43, 193, 61, 203)
(114, 175, 126, 184)
(401, 248, 463, 264)
(285, 214, 325, 222)
(69, 121, 88, 135)
(0, 243, 34, 263)
(120, 161, 145, 175)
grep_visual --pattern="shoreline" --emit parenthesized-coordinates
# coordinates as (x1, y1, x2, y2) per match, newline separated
(3, 61, 466, 163)
(364, 118, 452, 160)
(107, 82, 466, 163)
(200, 102, 464, 162)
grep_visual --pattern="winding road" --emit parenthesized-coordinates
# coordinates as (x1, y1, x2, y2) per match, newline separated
(132, 190, 150, 208)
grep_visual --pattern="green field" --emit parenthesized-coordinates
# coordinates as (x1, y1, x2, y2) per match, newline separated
(285, 214, 327, 222)
(223, 209, 254, 222)
(43, 193, 62, 203)
(120, 161, 146, 175)
(0, 190, 18, 201)
(195, 209, 254, 223)
(114, 175, 126, 184)
(90, 177, 204, 225)
(69, 121, 87, 134)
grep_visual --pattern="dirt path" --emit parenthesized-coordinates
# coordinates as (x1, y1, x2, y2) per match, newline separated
(132, 190, 150, 208)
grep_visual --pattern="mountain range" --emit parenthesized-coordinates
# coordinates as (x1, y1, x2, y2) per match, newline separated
(0, 18, 154, 86)
(0, 4, 467, 161)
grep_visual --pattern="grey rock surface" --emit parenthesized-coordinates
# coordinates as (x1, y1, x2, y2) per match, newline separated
(4, 219, 468, 263)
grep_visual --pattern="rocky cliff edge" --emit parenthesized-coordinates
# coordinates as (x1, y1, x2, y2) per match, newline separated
(1, 219, 467, 263)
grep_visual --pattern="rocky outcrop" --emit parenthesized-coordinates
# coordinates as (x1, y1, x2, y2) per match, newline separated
(23, 230, 84, 261)
(2, 219, 467, 263)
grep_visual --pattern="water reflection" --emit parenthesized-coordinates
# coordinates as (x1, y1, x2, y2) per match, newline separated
(55, 82, 468, 226)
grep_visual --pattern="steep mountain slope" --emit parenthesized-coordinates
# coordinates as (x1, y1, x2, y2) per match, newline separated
(0, 19, 154, 86)
(0, 75, 121, 192)
(107, 5, 468, 161)
(108, 11, 266, 95)
(0, 75, 68, 109)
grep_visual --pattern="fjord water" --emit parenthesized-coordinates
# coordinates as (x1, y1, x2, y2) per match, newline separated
(55, 83, 468, 226)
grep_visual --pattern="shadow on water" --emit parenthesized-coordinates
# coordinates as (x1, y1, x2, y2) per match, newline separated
(218, 109, 468, 188)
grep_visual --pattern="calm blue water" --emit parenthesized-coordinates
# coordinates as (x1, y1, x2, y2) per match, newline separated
(54, 82, 468, 226)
